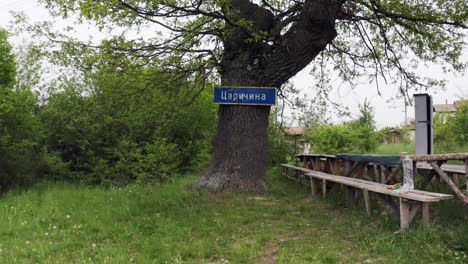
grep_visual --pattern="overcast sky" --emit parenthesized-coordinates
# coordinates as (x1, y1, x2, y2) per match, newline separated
(1, 0, 467, 129)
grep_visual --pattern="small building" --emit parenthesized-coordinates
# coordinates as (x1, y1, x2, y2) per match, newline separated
(388, 129, 402, 144)
(284, 127, 311, 154)
(433, 102, 457, 114)
(404, 124, 416, 141)
(433, 100, 465, 122)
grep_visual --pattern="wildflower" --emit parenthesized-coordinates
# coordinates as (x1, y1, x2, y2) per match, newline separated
(92, 243, 97, 248)
(66, 215, 71, 219)
(45, 232, 49, 236)
(26, 241, 30, 244)
(53, 225, 57, 229)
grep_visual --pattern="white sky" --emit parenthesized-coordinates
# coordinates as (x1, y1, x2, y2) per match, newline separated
(1, 0, 467, 129)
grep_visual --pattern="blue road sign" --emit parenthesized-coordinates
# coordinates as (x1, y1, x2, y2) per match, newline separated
(214, 86, 276, 106)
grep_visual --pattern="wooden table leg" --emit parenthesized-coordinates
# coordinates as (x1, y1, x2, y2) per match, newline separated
(422, 203, 430, 226)
(322, 179, 327, 199)
(311, 178, 319, 197)
(363, 188, 371, 217)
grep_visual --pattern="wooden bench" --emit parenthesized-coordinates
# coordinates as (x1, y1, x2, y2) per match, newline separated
(281, 164, 314, 183)
(305, 170, 453, 230)
(280, 164, 454, 230)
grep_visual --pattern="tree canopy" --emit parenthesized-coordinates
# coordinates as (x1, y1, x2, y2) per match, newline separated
(35, 0, 468, 95)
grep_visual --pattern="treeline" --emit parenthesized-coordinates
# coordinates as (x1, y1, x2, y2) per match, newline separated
(0, 29, 295, 191)
(0, 33, 217, 189)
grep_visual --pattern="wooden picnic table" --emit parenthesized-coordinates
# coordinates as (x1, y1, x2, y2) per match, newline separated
(297, 154, 466, 201)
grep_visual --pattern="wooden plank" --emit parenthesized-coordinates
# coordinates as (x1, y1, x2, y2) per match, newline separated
(306, 171, 453, 202)
(341, 176, 452, 199)
(280, 164, 314, 173)
(404, 153, 468, 161)
(430, 162, 468, 204)
(422, 203, 430, 226)
(417, 163, 465, 175)
(363, 188, 371, 217)
(400, 198, 411, 230)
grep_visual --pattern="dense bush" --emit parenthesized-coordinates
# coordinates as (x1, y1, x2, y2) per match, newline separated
(39, 68, 217, 186)
(306, 100, 379, 154)
(0, 27, 219, 189)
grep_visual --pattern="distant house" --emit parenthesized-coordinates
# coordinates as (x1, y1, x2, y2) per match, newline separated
(404, 124, 416, 141)
(284, 127, 311, 154)
(433, 100, 465, 122)
(388, 129, 402, 144)
(433, 102, 457, 114)
(285, 127, 306, 137)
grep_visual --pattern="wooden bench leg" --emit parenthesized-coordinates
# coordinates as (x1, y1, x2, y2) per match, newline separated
(400, 199, 429, 230)
(400, 198, 411, 230)
(363, 188, 371, 217)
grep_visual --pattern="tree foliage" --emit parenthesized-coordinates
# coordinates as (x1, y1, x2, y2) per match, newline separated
(433, 100, 468, 152)
(32, 0, 468, 96)
(0, 28, 44, 189)
(39, 65, 217, 186)
(0, 29, 16, 88)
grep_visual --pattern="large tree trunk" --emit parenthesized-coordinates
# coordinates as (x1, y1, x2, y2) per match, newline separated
(195, 105, 270, 191)
(196, 0, 344, 192)
(195, 45, 272, 192)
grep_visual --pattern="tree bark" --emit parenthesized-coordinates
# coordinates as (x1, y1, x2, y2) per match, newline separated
(195, 105, 270, 191)
(196, 0, 345, 192)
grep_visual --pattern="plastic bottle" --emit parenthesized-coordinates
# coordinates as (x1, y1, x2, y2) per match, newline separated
(402, 155, 414, 191)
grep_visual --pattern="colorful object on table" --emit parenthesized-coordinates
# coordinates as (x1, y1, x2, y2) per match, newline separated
(387, 182, 401, 190)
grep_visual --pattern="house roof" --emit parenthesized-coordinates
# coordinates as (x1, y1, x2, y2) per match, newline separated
(285, 127, 306, 136)
(404, 124, 415, 130)
(433, 104, 457, 113)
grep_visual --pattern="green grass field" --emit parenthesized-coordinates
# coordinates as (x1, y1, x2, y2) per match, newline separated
(0, 169, 467, 263)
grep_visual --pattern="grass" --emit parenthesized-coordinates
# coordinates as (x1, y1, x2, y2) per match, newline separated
(376, 142, 468, 156)
(0, 168, 467, 263)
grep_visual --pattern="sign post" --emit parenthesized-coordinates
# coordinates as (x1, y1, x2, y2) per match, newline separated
(214, 86, 276, 106)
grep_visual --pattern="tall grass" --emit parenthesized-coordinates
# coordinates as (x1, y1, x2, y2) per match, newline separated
(375, 142, 416, 155)
(0, 170, 466, 263)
